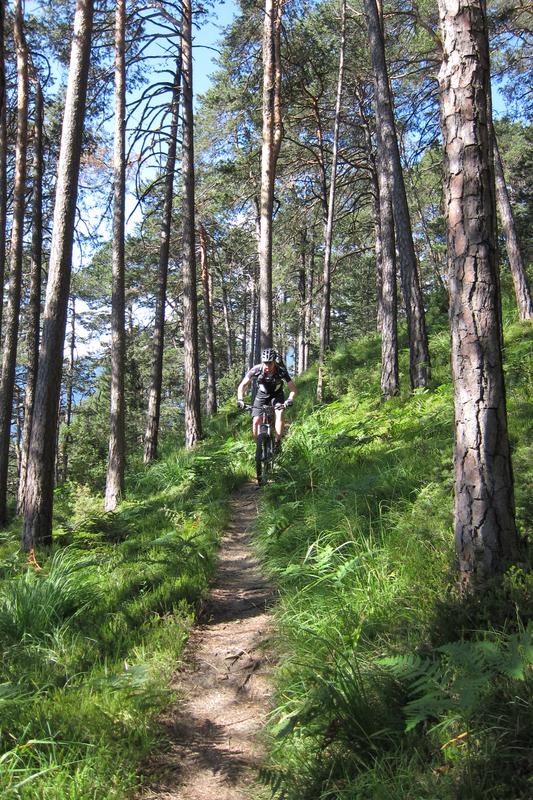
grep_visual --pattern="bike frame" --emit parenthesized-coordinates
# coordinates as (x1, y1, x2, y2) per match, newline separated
(243, 400, 282, 484)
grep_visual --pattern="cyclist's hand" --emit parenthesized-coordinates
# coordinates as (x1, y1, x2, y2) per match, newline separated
(237, 399, 245, 411)
(284, 399, 293, 408)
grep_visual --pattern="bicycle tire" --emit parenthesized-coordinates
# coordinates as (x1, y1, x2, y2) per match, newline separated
(256, 433, 265, 483)
(263, 434, 273, 480)
(256, 433, 273, 485)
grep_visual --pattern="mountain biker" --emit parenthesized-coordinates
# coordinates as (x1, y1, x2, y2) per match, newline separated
(237, 348, 297, 448)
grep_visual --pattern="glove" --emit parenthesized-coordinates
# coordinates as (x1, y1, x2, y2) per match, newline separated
(237, 399, 245, 410)
(284, 399, 293, 408)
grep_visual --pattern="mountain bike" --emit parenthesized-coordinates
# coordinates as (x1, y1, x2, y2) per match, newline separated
(242, 400, 284, 485)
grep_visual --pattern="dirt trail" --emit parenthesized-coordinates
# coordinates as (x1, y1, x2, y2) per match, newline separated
(139, 481, 275, 800)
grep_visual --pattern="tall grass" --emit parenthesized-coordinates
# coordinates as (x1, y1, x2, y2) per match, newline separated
(255, 317, 533, 799)
(1, 313, 531, 798)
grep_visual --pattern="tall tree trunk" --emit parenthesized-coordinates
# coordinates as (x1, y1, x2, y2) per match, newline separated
(303, 239, 315, 373)
(0, 0, 6, 343)
(105, 0, 127, 511)
(258, 0, 283, 349)
(144, 57, 181, 463)
(216, 265, 234, 369)
(181, 0, 202, 448)
(248, 271, 257, 369)
(21, 0, 94, 550)
(242, 284, 248, 365)
(0, 0, 28, 524)
(60, 297, 76, 482)
(18, 78, 44, 514)
(198, 222, 217, 415)
(372, 174, 384, 334)
(297, 227, 307, 375)
(363, 0, 430, 389)
(492, 129, 533, 321)
(317, 0, 346, 401)
(438, 0, 522, 590)
(377, 157, 400, 398)
(357, 85, 384, 333)
(407, 165, 448, 293)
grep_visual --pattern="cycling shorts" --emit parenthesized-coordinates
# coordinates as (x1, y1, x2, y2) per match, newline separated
(251, 390, 285, 418)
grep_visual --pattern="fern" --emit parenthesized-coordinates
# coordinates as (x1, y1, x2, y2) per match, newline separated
(379, 624, 533, 731)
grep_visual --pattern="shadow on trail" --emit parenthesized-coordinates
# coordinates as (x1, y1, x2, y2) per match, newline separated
(137, 479, 275, 800)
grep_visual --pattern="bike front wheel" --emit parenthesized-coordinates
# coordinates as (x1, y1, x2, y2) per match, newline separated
(256, 433, 273, 485)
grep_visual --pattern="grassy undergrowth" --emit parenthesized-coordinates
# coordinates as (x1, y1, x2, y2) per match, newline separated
(0, 422, 251, 799)
(255, 317, 533, 799)
(1, 312, 531, 799)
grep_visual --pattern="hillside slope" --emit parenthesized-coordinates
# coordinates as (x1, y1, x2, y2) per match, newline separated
(253, 318, 533, 799)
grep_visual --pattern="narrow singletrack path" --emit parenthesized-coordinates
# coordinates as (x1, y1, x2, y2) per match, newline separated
(139, 481, 275, 800)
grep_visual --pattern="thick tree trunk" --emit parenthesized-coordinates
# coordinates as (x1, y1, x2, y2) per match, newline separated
(198, 223, 217, 416)
(144, 58, 181, 464)
(18, 79, 44, 514)
(0, 0, 28, 524)
(21, 0, 94, 550)
(258, 0, 283, 349)
(438, 0, 522, 590)
(363, 0, 430, 389)
(181, 0, 202, 448)
(105, 0, 127, 512)
(0, 0, 6, 342)
(492, 130, 533, 320)
(317, 0, 346, 401)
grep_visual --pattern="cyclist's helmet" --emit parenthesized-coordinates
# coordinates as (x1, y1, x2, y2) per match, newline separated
(261, 348, 278, 363)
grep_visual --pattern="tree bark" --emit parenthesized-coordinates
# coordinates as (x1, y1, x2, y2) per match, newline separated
(181, 0, 202, 448)
(198, 223, 217, 415)
(0, 0, 29, 524)
(438, 0, 522, 590)
(377, 153, 400, 398)
(21, 0, 94, 549)
(144, 57, 181, 464)
(0, 0, 6, 342)
(317, 0, 346, 401)
(59, 297, 76, 482)
(248, 270, 258, 369)
(258, 0, 283, 349)
(242, 283, 248, 366)
(363, 0, 430, 389)
(492, 128, 533, 320)
(357, 85, 384, 334)
(297, 227, 307, 375)
(105, 0, 127, 511)
(18, 78, 44, 514)
(215, 263, 235, 370)
(304, 238, 315, 372)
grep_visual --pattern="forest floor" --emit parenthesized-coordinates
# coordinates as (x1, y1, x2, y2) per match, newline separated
(138, 480, 275, 800)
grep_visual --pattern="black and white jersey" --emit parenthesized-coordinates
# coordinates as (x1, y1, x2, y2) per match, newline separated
(246, 362, 292, 398)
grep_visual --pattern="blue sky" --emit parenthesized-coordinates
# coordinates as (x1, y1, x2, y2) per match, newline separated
(192, 1, 238, 99)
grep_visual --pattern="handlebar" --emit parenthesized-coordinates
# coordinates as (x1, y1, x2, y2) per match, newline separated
(237, 399, 292, 412)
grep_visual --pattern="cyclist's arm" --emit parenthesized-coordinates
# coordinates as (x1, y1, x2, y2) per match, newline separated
(237, 375, 252, 402)
(286, 379, 297, 403)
